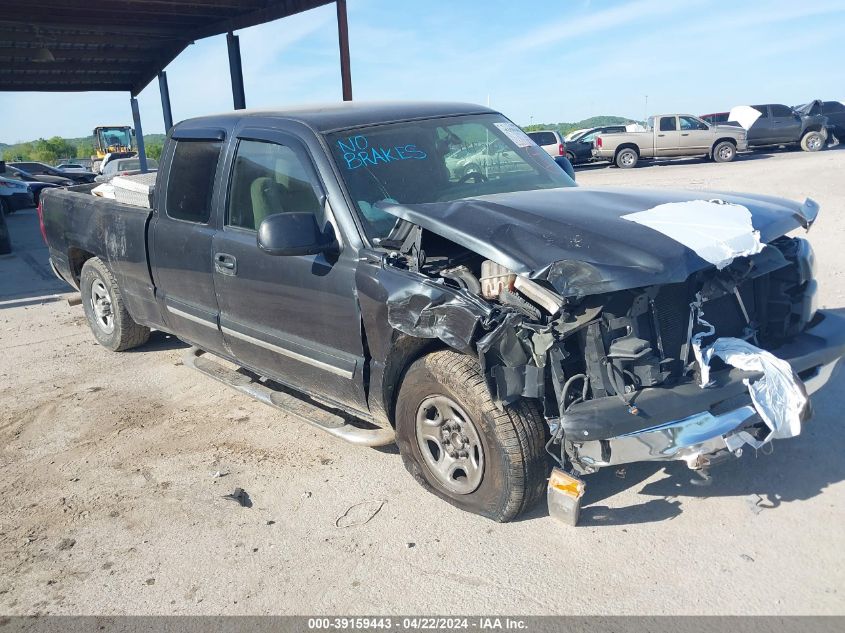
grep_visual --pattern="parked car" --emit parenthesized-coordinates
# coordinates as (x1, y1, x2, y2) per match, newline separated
(41, 102, 843, 525)
(444, 139, 530, 180)
(1, 165, 63, 203)
(563, 125, 626, 163)
(727, 104, 829, 152)
(0, 173, 34, 215)
(593, 114, 747, 168)
(96, 151, 137, 175)
(56, 162, 93, 175)
(526, 129, 565, 156)
(700, 112, 731, 125)
(95, 157, 159, 183)
(10, 160, 95, 184)
(794, 100, 845, 141)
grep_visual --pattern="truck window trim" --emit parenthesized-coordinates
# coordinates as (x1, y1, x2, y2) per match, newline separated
(223, 130, 344, 250)
(162, 139, 225, 226)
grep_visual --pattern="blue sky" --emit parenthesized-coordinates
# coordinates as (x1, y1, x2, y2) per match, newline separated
(1, 0, 844, 142)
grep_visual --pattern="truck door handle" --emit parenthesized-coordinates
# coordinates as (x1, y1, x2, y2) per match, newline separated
(214, 252, 237, 275)
(681, 133, 689, 136)
(657, 133, 665, 137)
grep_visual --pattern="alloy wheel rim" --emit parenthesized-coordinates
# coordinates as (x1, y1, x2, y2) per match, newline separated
(90, 278, 115, 334)
(415, 395, 484, 495)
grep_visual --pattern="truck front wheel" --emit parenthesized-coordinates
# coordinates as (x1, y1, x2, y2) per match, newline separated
(800, 131, 824, 152)
(395, 350, 548, 522)
(712, 140, 736, 163)
(615, 147, 638, 168)
(80, 257, 150, 351)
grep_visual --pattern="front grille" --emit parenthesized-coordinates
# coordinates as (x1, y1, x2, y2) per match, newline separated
(652, 283, 690, 375)
(652, 279, 757, 377)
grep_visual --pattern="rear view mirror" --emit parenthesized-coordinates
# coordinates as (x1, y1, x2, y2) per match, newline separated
(258, 212, 338, 256)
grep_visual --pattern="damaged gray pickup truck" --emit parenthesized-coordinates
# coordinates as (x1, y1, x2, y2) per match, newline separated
(41, 102, 845, 525)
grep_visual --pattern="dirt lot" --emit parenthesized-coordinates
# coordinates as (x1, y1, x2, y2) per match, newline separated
(1, 148, 844, 616)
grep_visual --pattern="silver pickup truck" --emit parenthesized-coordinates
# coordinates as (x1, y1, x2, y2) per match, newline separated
(593, 114, 748, 168)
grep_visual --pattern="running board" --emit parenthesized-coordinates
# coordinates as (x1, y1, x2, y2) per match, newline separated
(182, 347, 395, 447)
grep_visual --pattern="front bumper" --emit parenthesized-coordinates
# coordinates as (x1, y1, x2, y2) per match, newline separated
(565, 308, 845, 472)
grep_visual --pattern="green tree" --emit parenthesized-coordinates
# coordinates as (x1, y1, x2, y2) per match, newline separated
(75, 141, 94, 159)
(145, 142, 163, 161)
(30, 137, 77, 162)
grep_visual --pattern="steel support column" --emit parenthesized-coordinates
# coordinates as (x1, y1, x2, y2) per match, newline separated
(227, 31, 246, 110)
(130, 96, 148, 173)
(336, 0, 352, 101)
(158, 71, 173, 131)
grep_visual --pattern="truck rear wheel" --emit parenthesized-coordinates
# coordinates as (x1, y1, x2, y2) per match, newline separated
(712, 140, 736, 163)
(80, 257, 150, 351)
(615, 147, 638, 168)
(395, 350, 548, 522)
(800, 131, 824, 152)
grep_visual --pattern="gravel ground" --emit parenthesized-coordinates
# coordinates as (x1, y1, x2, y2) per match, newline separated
(1, 147, 843, 616)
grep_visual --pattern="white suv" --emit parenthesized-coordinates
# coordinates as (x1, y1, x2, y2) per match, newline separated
(527, 129, 565, 157)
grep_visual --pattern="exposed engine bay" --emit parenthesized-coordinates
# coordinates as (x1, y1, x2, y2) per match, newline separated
(378, 215, 819, 475)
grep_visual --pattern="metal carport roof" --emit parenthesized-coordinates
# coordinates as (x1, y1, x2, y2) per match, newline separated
(0, 0, 337, 95)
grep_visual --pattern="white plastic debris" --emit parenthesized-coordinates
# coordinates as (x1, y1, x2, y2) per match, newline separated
(692, 330, 807, 443)
(728, 105, 763, 130)
(91, 183, 115, 199)
(623, 200, 764, 269)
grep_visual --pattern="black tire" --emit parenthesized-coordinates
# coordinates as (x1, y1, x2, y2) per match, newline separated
(712, 140, 736, 163)
(0, 197, 11, 216)
(565, 152, 577, 164)
(395, 350, 548, 522)
(800, 131, 824, 152)
(80, 257, 150, 351)
(615, 147, 638, 168)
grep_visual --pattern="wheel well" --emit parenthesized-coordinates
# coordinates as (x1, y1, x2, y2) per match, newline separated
(67, 247, 95, 285)
(380, 335, 447, 428)
(614, 143, 639, 159)
(711, 137, 737, 154)
(802, 125, 823, 134)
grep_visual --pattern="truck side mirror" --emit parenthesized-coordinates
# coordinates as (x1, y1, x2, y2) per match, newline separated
(554, 155, 576, 181)
(257, 212, 338, 256)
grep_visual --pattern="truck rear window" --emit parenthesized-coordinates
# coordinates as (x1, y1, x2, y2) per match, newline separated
(165, 140, 222, 223)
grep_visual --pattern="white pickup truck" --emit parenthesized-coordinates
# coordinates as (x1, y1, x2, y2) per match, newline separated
(593, 114, 748, 168)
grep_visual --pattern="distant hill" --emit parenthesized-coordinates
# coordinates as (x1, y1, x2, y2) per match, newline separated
(524, 116, 638, 135)
(0, 133, 167, 162)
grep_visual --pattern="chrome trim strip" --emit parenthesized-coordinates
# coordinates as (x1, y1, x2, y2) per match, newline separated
(221, 326, 354, 379)
(167, 305, 217, 328)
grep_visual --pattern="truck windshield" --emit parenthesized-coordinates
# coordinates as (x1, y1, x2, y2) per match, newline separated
(325, 114, 575, 239)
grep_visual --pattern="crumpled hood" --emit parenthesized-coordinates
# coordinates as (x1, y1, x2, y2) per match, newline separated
(380, 187, 819, 299)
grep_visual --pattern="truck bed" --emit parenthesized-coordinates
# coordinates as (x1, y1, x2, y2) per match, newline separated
(41, 185, 159, 327)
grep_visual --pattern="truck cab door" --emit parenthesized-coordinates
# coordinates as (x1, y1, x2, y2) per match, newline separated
(770, 104, 801, 143)
(747, 105, 772, 144)
(678, 115, 711, 152)
(150, 134, 228, 356)
(210, 129, 369, 413)
(655, 116, 681, 155)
